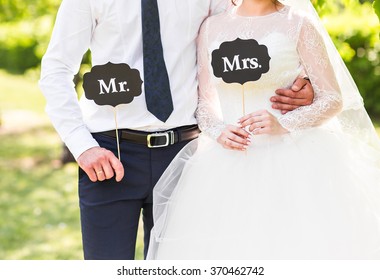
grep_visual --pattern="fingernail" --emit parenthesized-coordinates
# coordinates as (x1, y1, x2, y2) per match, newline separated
(292, 85, 299, 91)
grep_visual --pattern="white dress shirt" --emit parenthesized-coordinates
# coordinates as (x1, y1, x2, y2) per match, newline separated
(39, 0, 228, 159)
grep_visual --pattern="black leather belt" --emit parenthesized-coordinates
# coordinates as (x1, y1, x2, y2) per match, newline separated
(99, 125, 200, 148)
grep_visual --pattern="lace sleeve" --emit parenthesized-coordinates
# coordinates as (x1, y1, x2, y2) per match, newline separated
(195, 19, 226, 140)
(278, 16, 343, 131)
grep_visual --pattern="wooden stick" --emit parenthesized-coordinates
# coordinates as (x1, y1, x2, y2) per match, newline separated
(242, 83, 246, 116)
(114, 108, 121, 161)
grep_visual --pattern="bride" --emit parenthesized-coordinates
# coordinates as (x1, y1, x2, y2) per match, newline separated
(147, 0, 380, 259)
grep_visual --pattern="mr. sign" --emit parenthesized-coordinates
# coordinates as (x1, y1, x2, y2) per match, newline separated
(83, 62, 143, 107)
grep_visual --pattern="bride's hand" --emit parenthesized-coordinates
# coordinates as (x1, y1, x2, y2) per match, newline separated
(238, 109, 288, 135)
(217, 124, 250, 151)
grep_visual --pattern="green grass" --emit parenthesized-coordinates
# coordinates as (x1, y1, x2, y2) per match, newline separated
(0, 126, 82, 259)
(0, 70, 46, 113)
(0, 70, 144, 260)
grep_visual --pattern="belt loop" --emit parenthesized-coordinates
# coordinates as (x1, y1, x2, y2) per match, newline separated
(169, 130, 175, 145)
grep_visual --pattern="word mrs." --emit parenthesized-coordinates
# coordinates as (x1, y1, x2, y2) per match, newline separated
(222, 55, 262, 72)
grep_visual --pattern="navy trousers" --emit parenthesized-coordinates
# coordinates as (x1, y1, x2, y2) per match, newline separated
(78, 132, 190, 259)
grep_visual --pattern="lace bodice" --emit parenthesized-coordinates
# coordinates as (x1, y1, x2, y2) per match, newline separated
(195, 5, 343, 139)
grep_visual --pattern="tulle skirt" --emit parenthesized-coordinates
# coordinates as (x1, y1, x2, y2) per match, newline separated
(147, 127, 380, 259)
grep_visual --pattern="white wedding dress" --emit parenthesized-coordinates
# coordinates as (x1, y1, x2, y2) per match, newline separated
(147, 5, 380, 259)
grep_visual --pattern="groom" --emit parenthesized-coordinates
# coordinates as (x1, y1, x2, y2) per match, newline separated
(39, 0, 314, 260)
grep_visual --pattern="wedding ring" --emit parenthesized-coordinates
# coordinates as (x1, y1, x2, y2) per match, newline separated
(96, 170, 103, 174)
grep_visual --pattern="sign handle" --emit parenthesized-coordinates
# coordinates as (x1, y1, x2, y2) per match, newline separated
(114, 108, 121, 161)
(242, 83, 246, 116)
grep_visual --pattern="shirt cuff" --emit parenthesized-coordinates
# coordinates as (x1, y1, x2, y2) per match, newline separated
(64, 127, 99, 160)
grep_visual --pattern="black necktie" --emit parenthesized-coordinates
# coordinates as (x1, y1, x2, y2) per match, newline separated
(141, 0, 174, 122)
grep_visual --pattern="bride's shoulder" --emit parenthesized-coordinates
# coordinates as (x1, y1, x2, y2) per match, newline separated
(286, 5, 315, 25)
(202, 10, 230, 28)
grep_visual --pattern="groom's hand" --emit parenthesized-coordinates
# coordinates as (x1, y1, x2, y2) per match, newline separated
(271, 77, 314, 114)
(77, 147, 124, 182)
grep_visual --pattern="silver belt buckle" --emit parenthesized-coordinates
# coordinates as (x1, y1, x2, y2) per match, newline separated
(147, 131, 175, 148)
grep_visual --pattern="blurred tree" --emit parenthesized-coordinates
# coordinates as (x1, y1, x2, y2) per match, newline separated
(0, 1, 61, 73)
(374, 1, 380, 20)
(313, 0, 380, 22)
(0, 0, 60, 22)
(312, 0, 380, 118)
